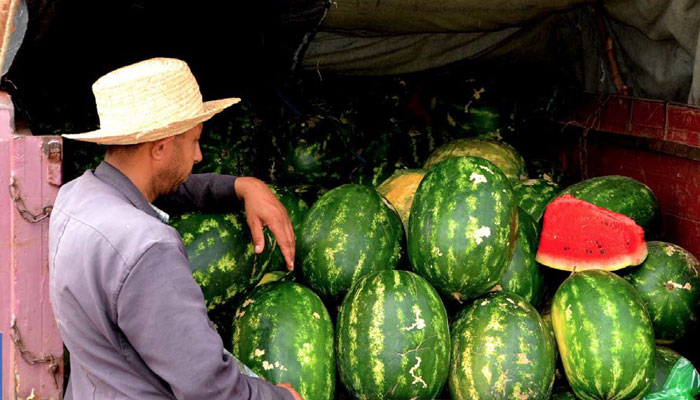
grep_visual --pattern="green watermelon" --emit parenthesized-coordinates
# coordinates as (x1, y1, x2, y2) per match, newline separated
(495, 208, 546, 307)
(232, 281, 335, 400)
(376, 169, 426, 231)
(513, 179, 561, 222)
(551, 270, 656, 400)
(278, 115, 354, 185)
(350, 160, 398, 189)
(423, 139, 527, 183)
(171, 212, 275, 310)
(651, 346, 682, 393)
(557, 175, 660, 236)
(623, 242, 700, 343)
(268, 186, 309, 271)
(408, 156, 518, 302)
(449, 291, 556, 400)
(336, 270, 450, 400)
(299, 184, 404, 301)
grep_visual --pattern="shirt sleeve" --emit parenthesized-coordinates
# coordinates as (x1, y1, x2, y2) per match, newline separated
(155, 174, 240, 215)
(115, 240, 294, 400)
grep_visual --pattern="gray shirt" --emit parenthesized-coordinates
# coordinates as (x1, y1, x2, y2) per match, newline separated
(49, 162, 293, 400)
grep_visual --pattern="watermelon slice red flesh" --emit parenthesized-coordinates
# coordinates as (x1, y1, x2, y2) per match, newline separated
(536, 195, 648, 271)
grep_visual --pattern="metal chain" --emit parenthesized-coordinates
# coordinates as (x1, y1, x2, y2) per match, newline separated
(8, 175, 53, 223)
(10, 317, 61, 389)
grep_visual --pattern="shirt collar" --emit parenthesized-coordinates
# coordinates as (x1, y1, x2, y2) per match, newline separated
(94, 161, 162, 222)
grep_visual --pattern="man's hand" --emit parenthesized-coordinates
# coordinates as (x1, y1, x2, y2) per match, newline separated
(234, 177, 295, 271)
(277, 383, 303, 400)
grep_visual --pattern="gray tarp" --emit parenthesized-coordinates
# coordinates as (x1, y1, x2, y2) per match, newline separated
(303, 0, 700, 104)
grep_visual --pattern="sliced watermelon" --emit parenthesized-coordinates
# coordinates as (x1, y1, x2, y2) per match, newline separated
(536, 195, 647, 271)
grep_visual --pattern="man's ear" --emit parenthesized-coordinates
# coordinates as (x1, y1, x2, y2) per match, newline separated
(150, 136, 176, 161)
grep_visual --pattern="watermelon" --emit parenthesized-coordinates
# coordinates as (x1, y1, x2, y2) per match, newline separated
(495, 208, 546, 307)
(408, 156, 518, 302)
(268, 186, 309, 271)
(422, 138, 527, 183)
(651, 346, 682, 393)
(536, 195, 648, 272)
(350, 160, 397, 189)
(513, 179, 561, 222)
(551, 270, 656, 400)
(336, 270, 450, 400)
(299, 184, 404, 301)
(623, 242, 700, 343)
(376, 169, 426, 231)
(557, 175, 660, 236)
(171, 212, 275, 310)
(278, 115, 354, 185)
(449, 292, 556, 400)
(232, 281, 335, 400)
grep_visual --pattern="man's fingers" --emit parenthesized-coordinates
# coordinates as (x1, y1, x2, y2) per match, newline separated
(247, 217, 265, 254)
(268, 218, 295, 271)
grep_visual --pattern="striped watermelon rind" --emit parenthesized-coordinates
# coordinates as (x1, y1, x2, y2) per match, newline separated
(422, 138, 527, 183)
(552, 270, 656, 400)
(336, 270, 451, 400)
(557, 175, 660, 236)
(449, 291, 556, 400)
(232, 281, 335, 400)
(299, 184, 404, 301)
(171, 212, 275, 310)
(496, 208, 545, 307)
(623, 241, 700, 343)
(408, 156, 518, 302)
(513, 178, 561, 222)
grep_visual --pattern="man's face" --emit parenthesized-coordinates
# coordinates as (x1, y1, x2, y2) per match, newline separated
(157, 123, 203, 195)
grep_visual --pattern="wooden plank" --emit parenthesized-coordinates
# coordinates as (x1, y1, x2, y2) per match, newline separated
(1, 92, 64, 399)
(1, 91, 14, 400)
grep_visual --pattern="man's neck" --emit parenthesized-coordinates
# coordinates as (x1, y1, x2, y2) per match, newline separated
(103, 155, 158, 203)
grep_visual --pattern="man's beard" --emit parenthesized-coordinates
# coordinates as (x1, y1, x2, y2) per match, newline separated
(156, 151, 190, 196)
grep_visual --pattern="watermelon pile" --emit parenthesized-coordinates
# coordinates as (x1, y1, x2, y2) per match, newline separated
(159, 75, 700, 400)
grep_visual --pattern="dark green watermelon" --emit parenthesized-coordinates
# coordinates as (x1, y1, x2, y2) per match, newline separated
(624, 241, 700, 343)
(651, 346, 682, 393)
(513, 179, 561, 222)
(299, 184, 404, 301)
(408, 156, 518, 302)
(495, 208, 545, 308)
(278, 115, 354, 185)
(171, 212, 275, 310)
(449, 291, 556, 400)
(551, 270, 656, 400)
(268, 186, 309, 271)
(232, 281, 335, 400)
(336, 270, 451, 400)
(557, 175, 660, 236)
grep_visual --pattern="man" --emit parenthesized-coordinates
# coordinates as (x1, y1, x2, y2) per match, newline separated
(49, 58, 302, 400)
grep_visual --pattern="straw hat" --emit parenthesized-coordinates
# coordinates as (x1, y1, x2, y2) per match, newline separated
(63, 58, 240, 145)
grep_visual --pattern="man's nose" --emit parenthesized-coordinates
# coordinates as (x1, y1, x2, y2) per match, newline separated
(194, 143, 203, 164)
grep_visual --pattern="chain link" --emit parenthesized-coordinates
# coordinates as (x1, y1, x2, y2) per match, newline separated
(8, 175, 53, 223)
(10, 317, 61, 389)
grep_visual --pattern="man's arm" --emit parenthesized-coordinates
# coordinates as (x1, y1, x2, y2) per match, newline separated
(116, 239, 295, 400)
(156, 175, 296, 271)
(155, 173, 239, 215)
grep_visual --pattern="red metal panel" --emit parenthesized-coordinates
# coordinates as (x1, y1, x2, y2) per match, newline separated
(563, 137, 700, 259)
(565, 94, 700, 148)
(1, 92, 64, 399)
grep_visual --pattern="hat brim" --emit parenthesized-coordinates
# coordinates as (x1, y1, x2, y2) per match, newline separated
(62, 97, 241, 145)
